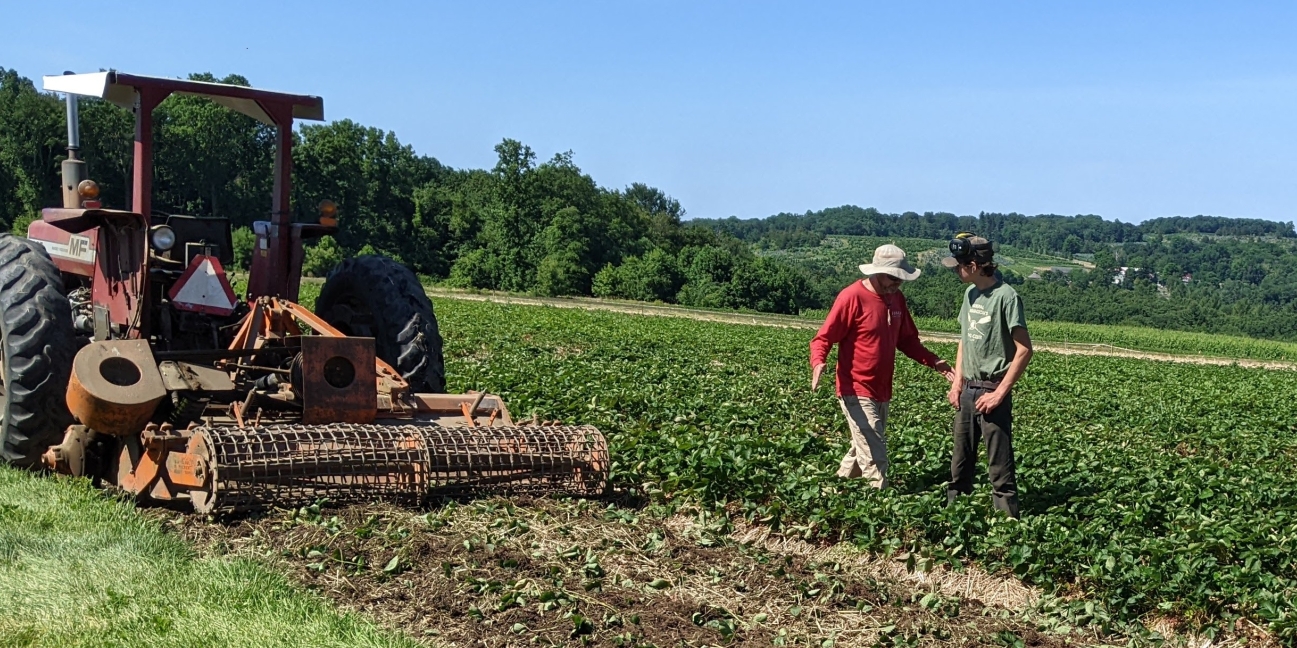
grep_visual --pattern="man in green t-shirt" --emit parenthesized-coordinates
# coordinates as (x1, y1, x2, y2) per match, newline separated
(940, 235, 1034, 518)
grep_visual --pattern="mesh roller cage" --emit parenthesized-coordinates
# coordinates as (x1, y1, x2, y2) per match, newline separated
(195, 423, 609, 514)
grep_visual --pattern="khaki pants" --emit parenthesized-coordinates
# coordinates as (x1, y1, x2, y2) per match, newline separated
(836, 396, 890, 488)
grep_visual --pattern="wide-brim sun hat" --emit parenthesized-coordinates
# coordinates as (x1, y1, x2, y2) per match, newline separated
(859, 244, 921, 281)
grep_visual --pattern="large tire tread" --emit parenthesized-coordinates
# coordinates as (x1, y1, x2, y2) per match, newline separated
(315, 256, 446, 393)
(0, 233, 74, 467)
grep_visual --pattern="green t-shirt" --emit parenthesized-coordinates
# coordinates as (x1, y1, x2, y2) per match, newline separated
(958, 280, 1027, 381)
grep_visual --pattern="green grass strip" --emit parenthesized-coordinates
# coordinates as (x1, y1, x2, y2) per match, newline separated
(0, 467, 419, 648)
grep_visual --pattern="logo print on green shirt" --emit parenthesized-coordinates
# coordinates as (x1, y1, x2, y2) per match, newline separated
(966, 304, 992, 341)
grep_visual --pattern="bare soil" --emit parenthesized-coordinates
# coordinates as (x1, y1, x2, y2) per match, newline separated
(152, 499, 1098, 647)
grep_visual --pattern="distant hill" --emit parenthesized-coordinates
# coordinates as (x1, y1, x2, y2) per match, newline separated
(694, 207, 1297, 342)
(691, 206, 1296, 256)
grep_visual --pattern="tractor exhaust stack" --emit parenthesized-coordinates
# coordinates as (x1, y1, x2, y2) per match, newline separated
(64, 70, 81, 154)
(60, 71, 87, 208)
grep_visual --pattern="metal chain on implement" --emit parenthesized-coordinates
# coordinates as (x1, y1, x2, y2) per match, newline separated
(193, 424, 608, 514)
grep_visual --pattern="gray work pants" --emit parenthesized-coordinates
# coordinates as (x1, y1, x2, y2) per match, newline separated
(947, 383, 1020, 518)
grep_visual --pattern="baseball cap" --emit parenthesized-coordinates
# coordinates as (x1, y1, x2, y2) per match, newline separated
(941, 235, 995, 269)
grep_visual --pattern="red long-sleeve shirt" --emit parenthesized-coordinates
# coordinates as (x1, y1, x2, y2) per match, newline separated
(809, 281, 942, 401)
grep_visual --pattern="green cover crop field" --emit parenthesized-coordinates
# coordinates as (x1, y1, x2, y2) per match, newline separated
(438, 298, 1297, 640)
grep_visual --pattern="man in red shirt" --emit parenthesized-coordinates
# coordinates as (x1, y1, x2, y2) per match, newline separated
(811, 244, 954, 488)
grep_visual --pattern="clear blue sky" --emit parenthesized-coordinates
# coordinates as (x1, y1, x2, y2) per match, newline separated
(4, 1, 1295, 223)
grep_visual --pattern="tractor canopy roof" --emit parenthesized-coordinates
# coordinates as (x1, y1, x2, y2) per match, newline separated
(43, 71, 324, 124)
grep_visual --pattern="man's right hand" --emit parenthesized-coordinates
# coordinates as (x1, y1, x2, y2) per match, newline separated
(946, 382, 961, 410)
(811, 363, 826, 391)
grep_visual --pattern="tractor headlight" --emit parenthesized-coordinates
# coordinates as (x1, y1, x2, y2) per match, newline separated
(149, 225, 176, 251)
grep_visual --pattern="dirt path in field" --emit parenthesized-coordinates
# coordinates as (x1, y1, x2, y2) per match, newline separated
(426, 289, 1297, 371)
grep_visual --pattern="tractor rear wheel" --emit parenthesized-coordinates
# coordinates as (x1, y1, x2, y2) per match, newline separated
(0, 234, 74, 467)
(315, 255, 446, 393)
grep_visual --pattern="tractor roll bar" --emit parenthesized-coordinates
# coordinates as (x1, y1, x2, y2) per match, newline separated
(43, 71, 325, 300)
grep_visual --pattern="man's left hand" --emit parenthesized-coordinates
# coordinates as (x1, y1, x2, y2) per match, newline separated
(974, 388, 1008, 414)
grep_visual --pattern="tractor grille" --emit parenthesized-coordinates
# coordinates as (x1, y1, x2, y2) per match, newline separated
(197, 423, 609, 514)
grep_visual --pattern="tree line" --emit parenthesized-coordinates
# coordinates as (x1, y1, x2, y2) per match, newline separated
(694, 206, 1294, 254)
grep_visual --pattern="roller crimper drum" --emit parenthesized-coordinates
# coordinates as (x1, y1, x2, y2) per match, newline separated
(193, 424, 609, 514)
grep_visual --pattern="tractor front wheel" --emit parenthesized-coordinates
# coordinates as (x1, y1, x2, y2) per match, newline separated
(315, 255, 446, 393)
(0, 234, 74, 467)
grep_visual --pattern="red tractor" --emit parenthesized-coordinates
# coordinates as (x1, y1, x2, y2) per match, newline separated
(0, 71, 606, 513)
